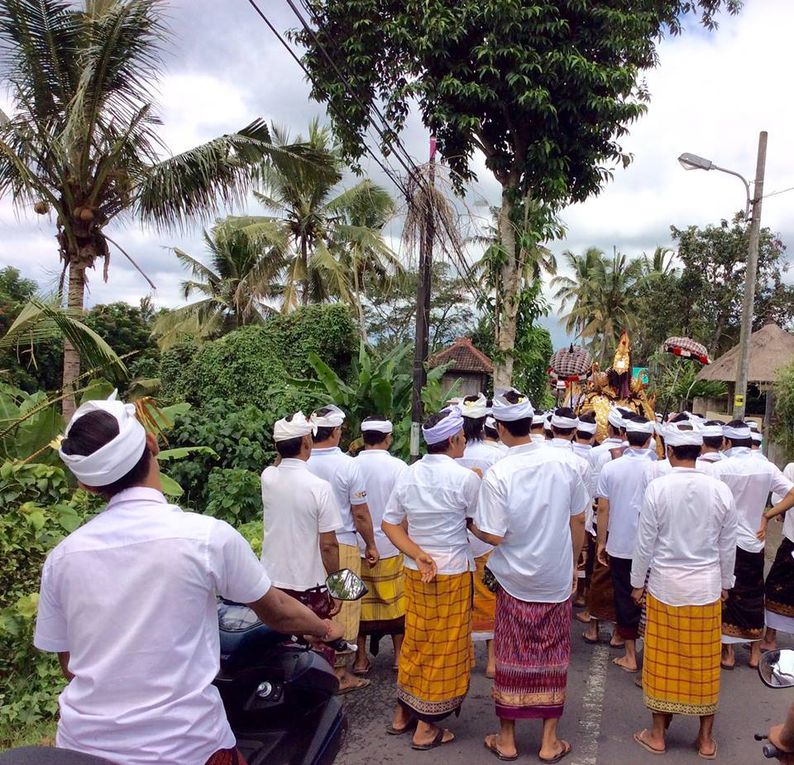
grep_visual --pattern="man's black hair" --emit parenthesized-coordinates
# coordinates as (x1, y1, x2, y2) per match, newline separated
(462, 396, 485, 442)
(362, 415, 391, 446)
(313, 406, 340, 443)
(576, 411, 597, 441)
(424, 411, 455, 454)
(670, 412, 690, 423)
(496, 389, 532, 437)
(484, 421, 499, 440)
(702, 419, 725, 450)
(276, 436, 304, 458)
(60, 410, 151, 498)
(671, 444, 702, 461)
(625, 415, 652, 448)
(724, 419, 752, 448)
(551, 406, 577, 437)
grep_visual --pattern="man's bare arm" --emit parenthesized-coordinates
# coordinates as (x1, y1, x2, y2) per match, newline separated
(247, 587, 343, 641)
(352, 502, 379, 566)
(596, 497, 609, 565)
(57, 651, 74, 682)
(319, 531, 340, 574)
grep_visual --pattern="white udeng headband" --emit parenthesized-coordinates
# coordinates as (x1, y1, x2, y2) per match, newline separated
(577, 421, 598, 435)
(423, 406, 464, 445)
(551, 414, 579, 429)
(492, 388, 534, 422)
(663, 424, 703, 447)
(607, 408, 624, 429)
(311, 404, 346, 428)
(624, 419, 655, 435)
(531, 412, 546, 426)
(274, 411, 317, 442)
(361, 419, 393, 434)
(461, 393, 488, 419)
(59, 391, 147, 487)
(485, 415, 497, 430)
(700, 424, 725, 438)
(723, 424, 752, 440)
(752, 432, 763, 444)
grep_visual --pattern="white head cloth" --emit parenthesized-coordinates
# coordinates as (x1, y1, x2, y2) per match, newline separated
(752, 432, 763, 444)
(700, 424, 725, 438)
(624, 418, 656, 435)
(58, 391, 147, 487)
(749, 421, 760, 432)
(311, 404, 346, 428)
(461, 393, 488, 419)
(485, 415, 497, 431)
(577, 420, 598, 436)
(532, 412, 546, 427)
(723, 424, 752, 440)
(607, 408, 624, 429)
(361, 418, 393, 434)
(551, 413, 579, 430)
(492, 388, 534, 422)
(422, 406, 464, 445)
(274, 411, 317, 442)
(663, 423, 703, 447)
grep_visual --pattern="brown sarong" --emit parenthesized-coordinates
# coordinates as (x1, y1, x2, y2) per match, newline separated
(587, 558, 616, 622)
(472, 553, 497, 641)
(766, 537, 794, 619)
(722, 546, 765, 641)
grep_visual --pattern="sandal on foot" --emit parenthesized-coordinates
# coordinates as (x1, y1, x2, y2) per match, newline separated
(352, 661, 371, 676)
(633, 730, 665, 755)
(697, 741, 717, 760)
(386, 720, 416, 736)
(336, 678, 370, 695)
(539, 740, 572, 763)
(411, 728, 454, 751)
(720, 661, 735, 671)
(582, 633, 600, 645)
(612, 657, 639, 673)
(484, 735, 518, 761)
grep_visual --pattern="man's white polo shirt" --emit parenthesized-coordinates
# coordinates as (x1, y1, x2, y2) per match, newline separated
(34, 487, 272, 765)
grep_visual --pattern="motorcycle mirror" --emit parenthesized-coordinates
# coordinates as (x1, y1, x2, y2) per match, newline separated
(325, 569, 368, 601)
(758, 649, 794, 688)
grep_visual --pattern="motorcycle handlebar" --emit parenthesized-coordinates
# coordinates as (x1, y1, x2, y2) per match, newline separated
(764, 743, 783, 759)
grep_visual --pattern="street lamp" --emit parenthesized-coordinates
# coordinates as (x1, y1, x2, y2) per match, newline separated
(678, 132, 768, 421)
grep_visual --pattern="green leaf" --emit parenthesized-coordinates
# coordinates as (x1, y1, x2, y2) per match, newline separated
(159, 473, 183, 497)
(158, 446, 218, 462)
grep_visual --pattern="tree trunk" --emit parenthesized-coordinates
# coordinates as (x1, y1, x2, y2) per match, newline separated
(62, 259, 86, 421)
(352, 266, 367, 343)
(493, 190, 521, 389)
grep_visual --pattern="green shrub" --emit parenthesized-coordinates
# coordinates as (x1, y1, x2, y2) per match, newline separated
(205, 468, 262, 526)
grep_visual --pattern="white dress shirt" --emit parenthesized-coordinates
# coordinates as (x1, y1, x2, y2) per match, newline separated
(646, 458, 673, 481)
(631, 469, 738, 606)
(383, 454, 480, 574)
(34, 487, 272, 765)
(307, 446, 368, 546)
(356, 449, 407, 558)
(711, 447, 794, 553)
(772, 463, 794, 543)
(261, 459, 343, 589)
(591, 438, 625, 490)
(596, 448, 655, 559)
(457, 439, 503, 474)
(475, 441, 589, 603)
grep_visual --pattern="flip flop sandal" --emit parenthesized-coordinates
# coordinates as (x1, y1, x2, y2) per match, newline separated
(612, 657, 639, 673)
(352, 661, 371, 676)
(633, 730, 666, 755)
(411, 728, 455, 751)
(582, 633, 601, 645)
(720, 661, 735, 671)
(336, 678, 371, 695)
(697, 741, 717, 760)
(539, 741, 573, 763)
(386, 720, 417, 736)
(484, 736, 519, 761)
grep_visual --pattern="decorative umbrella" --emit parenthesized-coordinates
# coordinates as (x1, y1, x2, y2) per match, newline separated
(662, 336, 711, 365)
(548, 344, 593, 382)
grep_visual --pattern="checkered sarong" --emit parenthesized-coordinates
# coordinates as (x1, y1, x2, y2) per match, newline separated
(360, 554, 405, 634)
(397, 568, 473, 722)
(643, 594, 721, 716)
(333, 544, 362, 668)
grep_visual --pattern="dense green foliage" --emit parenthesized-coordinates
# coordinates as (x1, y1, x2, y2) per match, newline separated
(774, 361, 794, 461)
(160, 304, 358, 408)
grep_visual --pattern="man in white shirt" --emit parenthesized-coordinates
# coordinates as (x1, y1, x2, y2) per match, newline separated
(261, 412, 344, 632)
(352, 416, 408, 675)
(530, 411, 547, 444)
(37, 395, 341, 765)
(696, 420, 726, 469)
(307, 404, 378, 692)
(382, 408, 479, 751)
(471, 388, 588, 763)
(712, 421, 794, 669)
(630, 422, 737, 759)
(548, 407, 595, 497)
(596, 415, 656, 673)
(571, 412, 599, 614)
(484, 415, 509, 453)
(764, 461, 794, 651)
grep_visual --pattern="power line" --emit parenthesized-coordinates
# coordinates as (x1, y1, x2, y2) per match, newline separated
(763, 185, 794, 200)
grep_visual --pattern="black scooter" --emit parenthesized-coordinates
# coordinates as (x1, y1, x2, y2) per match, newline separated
(0, 569, 368, 765)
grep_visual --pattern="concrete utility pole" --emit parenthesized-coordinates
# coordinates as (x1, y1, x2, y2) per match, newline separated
(733, 131, 768, 420)
(409, 137, 436, 461)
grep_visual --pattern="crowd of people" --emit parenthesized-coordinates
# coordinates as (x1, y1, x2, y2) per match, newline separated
(30, 388, 794, 764)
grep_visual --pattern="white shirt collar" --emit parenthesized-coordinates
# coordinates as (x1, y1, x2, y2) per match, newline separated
(311, 446, 341, 456)
(277, 457, 309, 469)
(106, 486, 169, 511)
(726, 446, 752, 458)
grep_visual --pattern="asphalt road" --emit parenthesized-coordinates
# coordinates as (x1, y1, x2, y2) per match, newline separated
(336, 524, 794, 764)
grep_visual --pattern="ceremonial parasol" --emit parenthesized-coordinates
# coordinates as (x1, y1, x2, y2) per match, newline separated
(548, 344, 593, 382)
(662, 337, 711, 365)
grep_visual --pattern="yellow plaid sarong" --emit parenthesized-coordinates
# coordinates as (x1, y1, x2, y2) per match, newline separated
(397, 568, 473, 722)
(643, 594, 721, 716)
(360, 554, 405, 631)
(472, 553, 496, 641)
(333, 544, 362, 668)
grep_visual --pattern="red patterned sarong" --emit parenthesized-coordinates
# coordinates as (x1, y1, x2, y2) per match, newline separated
(493, 589, 571, 720)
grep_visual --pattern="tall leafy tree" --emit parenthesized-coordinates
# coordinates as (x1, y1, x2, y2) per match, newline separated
(298, 0, 740, 386)
(550, 247, 607, 337)
(0, 0, 290, 416)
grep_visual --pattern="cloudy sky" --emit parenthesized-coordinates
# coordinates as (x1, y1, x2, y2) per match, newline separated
(1, 0, 792, 349)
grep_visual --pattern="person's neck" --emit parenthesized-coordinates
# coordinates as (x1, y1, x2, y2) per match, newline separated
(701, 446, 718, 455)
(669, 457, 697, 469)
(502, 435, 532, 448)
(552, 432, 573, 442)
(312, 441, 338, 450)
(575, 439, 593, 446)
(364, 444, 388, 451)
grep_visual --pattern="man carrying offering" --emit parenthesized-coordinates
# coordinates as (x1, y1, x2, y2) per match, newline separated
(471, 389, 589, 763)
(631, 422, 737, 759)
(36, 394, 342, 765)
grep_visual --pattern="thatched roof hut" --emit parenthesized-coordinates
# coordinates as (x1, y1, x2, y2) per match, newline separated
(696, 323, 794, 385)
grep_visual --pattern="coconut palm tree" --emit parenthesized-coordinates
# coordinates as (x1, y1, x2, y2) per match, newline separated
(152, 220, 287, 349)
(0, 0, 296, 416)
(550, 246, 606, 336)
(252, 120, 398, 313)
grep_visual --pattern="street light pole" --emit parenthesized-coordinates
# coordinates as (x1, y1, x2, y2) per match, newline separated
(733, 131, 768, 420)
